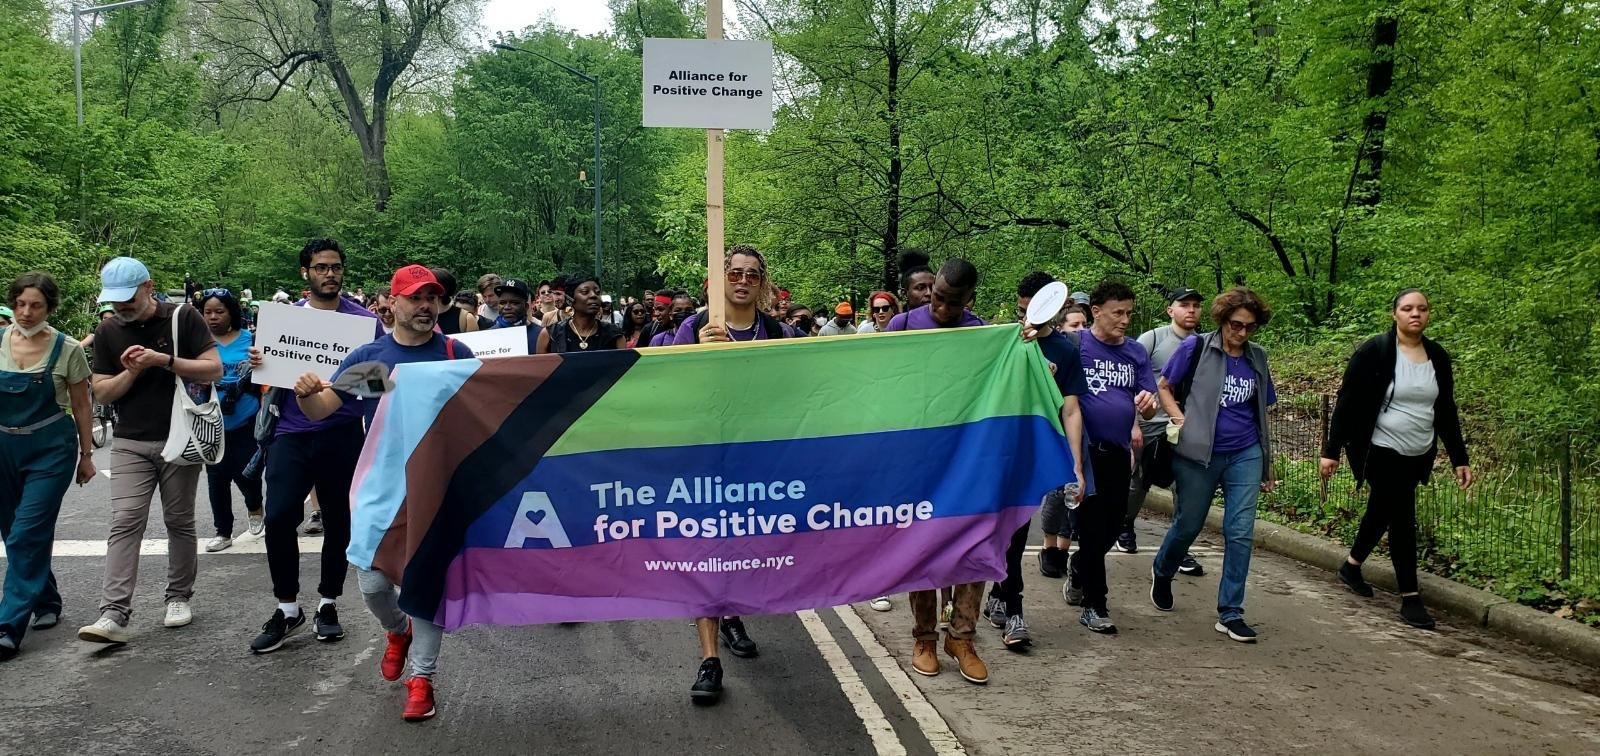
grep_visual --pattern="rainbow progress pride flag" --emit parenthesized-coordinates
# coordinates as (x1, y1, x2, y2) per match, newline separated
(347, 325, 1076, 630)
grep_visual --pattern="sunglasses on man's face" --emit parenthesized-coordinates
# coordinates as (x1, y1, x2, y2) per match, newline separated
(725, 269, 765, 285)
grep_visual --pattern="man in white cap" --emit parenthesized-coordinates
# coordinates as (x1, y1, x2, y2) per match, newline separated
(78, 257, 222, 645)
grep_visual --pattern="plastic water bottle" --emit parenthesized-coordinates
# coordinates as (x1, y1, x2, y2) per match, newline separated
(1063, 481, 1082, 509)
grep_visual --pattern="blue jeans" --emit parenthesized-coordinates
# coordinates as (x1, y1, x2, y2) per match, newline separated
(1153, 444, 1263, 623)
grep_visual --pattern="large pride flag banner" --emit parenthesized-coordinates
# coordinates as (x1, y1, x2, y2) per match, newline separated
(347, 325, 1075, 630)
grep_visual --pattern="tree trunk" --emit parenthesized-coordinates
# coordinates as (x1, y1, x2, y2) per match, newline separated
(1357, 15, 1397, 207)
(881, 0, 904, 293)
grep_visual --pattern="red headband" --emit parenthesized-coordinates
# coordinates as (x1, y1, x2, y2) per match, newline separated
(654, 294, 672, 305)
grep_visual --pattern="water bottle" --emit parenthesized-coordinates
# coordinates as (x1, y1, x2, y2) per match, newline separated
(1063, 481, 1082, 510)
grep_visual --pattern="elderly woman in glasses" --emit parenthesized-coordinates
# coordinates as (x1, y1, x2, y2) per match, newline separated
(1148, 287, 1278, 644)
(855, 291, 900, 334)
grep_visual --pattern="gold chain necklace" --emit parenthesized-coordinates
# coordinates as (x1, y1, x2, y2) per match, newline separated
(571, 320, 598, 349)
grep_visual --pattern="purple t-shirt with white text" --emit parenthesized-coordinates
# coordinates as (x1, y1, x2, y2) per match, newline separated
(1076, 329, 1157, 448)
(275, 296, 384, 435)
(883, 305, 985, 331)
(1162, 335, 1276, 454)
(671, 314, 799, 344)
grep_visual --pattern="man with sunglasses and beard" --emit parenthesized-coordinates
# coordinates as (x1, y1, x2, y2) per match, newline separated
(246, 239, 384, 655)
(672, 244, 797, 705)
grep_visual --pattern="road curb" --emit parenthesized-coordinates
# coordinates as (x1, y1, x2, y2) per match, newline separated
(1142, 488, 1600, 669)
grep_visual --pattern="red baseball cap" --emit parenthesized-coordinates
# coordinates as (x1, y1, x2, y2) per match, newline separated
(391, 264, 444, 297)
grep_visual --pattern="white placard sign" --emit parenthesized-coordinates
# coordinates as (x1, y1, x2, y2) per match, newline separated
(449, 328, 528, 359)
(252, 302, 379, 389)
(642, 38, 774, 130)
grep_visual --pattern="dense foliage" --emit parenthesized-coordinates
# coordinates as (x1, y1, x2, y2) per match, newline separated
(1, 0, 1596, 433)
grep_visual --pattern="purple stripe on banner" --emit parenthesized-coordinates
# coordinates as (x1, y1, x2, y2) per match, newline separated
(432, 506, 1035, 630)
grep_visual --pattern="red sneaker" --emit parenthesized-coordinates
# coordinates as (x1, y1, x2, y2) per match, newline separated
(403, 676, 436, 722)
(381, 625, 412, 682)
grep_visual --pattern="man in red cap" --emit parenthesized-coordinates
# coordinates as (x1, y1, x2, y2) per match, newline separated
(292, 264, 474, 722)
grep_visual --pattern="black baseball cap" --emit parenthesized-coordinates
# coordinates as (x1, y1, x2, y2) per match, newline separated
(1168, 287, 1203, 302)
(495, 278, 532, 300)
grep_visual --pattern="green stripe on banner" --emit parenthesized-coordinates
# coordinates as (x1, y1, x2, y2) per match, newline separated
(544, 324, 1064, 458)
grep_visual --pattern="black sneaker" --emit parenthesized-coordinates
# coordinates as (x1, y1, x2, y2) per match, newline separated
(1151, 568, 1175, 612)
(1114, 531, 1138, 553)
(250, 608, 306, 654)
(718, 617, 759, 658)
(690, 657, 723, 704)
(1339, 562, 1375, 598)
(1215, 618, 1258, 643)
(1178, 555, 1205, 576)
(314, 604, 345, 642)
(1400, 597, 1436, 630)
(1037, 547, 1063, 578)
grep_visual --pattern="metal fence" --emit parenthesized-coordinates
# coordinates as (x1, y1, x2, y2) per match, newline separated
(1262, 394, 1598, 600)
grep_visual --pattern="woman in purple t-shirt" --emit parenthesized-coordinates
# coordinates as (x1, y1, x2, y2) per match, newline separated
(1150, 287, 1278, 644)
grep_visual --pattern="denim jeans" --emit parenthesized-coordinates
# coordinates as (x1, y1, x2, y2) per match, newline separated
(1153, 444, 1263, 623)
(358, 568, 443, 678)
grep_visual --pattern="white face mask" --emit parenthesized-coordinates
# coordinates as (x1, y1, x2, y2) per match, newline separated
(11, 319, 50, 339)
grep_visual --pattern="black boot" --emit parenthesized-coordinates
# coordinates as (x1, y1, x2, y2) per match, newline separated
(1338, 561, 1374, 598)
(1400, 596, 1436, 630)
(690, 657, 723, 704)
(719, 617, 759, 658)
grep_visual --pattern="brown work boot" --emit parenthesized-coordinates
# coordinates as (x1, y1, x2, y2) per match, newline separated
(911, 639, 940, 676)
(943, 637, 989, 684)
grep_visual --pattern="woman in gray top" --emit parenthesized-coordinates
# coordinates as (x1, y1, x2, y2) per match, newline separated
(1320, 289, 1473, 630)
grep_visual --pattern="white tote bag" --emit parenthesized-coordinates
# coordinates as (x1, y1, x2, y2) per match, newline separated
(161, 305, 226, 465)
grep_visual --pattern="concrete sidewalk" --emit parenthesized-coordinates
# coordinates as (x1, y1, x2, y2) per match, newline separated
(852, 516, 1600, 754)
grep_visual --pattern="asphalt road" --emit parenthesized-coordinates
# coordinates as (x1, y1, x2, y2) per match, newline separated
(5, 445, 1600, 754)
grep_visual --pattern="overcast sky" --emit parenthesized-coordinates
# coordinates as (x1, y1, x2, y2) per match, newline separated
(480, 1, 614, 38)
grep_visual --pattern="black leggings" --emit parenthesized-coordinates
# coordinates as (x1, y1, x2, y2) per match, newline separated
(1350, 445, 1431, 594)
(206, 424, 263, 537)
(1069, 443, 1134, 611)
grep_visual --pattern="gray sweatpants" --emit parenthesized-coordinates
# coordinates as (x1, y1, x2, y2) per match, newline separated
(357, 568, 443, 678)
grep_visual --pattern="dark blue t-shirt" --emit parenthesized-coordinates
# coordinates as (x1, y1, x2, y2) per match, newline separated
(1037, 330, 1090, 398)
(332, 333, 475, 427)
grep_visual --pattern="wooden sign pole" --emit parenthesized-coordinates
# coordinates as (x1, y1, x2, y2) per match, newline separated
(705, 0, 727, 326)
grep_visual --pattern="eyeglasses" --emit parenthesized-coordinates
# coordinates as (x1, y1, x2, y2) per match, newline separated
(725, 269, 765, 285)
(871, 305, 893, 313)
(1226, 319, 1260, 334)
(201, 288, 231, 299)
(308, 264, 345, 275)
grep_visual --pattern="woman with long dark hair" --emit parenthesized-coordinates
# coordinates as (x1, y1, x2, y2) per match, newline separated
(623, 302, 650, 348)
(536, 274, 624, 353)
(1320, 289, 1472, 630)
(198, 289, 264, 552)
(1, 273, 96, 661)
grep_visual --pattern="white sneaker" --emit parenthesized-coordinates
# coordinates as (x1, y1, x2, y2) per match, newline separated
(206, 536, 232, 552)
(247, 512, 265, 536)
(163, 601, 193, 628)
(869, 597, 892, 612)
(78, 617, 130, 644)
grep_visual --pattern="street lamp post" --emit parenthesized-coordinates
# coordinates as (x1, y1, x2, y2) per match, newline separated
(72, 0, 159, 234)
(493, 43, 603, 284)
